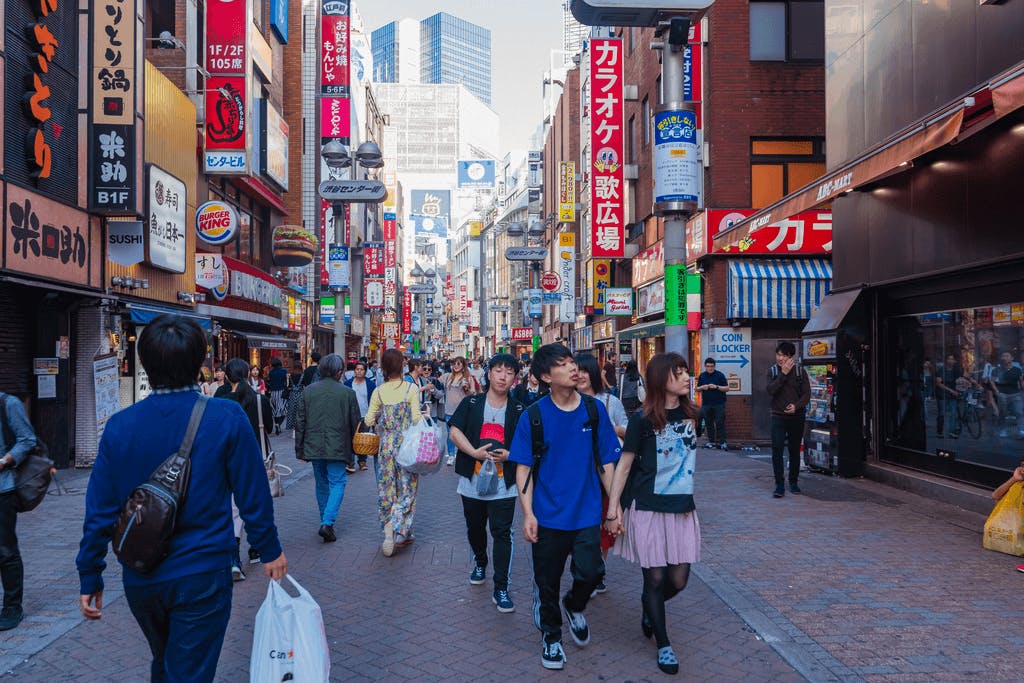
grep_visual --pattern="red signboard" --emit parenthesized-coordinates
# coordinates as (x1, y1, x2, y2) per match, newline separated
(320, 97, 351, 139)
(320, 12, 350, 93)
(541, 272, 560, 292)
(403, 287, 412, 334)
(511, 327, 533, 342)
(364, 242, 384, 276)
(632, 241, 664, 287)
(205, 0, 247, 75)
(205, 77, 247, 150)
(689, 209, 833, 259)
(383, 216, 397, 268)
(589, 39, 625, 258)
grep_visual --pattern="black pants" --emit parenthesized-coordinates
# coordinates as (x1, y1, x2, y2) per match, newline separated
(701, 404, 727, 445)
(771, 415, 805, 485)
(532, 525, 604, 641)
(461, 495, 515, 590)
(0, 491, 22, 610)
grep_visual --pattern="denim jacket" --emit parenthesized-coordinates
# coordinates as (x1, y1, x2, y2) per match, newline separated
(0, 393, 38, 494)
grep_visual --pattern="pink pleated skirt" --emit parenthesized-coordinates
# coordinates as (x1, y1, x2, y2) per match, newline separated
(612, 502, 701, 568)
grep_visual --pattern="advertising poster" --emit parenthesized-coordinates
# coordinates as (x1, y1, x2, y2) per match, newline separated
(93, 355, 120, 441)
(147, 166, 187, 273)
(703, 327, 752, 395)
(589, 39, 625, 258)
(653, 110, 700, 205)
(558, 233, 576, 323)
(558, 161, 577, 223)
(457, 160, 496, 189)
(605, 288, 633, 316)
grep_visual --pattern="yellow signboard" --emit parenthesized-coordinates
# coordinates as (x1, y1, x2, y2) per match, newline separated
(558, 162, 576, 223)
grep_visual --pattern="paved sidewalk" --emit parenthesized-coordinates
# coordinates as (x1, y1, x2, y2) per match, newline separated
(1, 430, 1019, 682)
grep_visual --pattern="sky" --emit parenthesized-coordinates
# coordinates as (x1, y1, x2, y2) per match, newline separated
(358, 0, 565, 154)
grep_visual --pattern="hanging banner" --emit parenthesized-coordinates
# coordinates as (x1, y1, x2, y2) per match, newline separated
(364, 279, 385, 310)
(204, 0, 249, 173)
(107, 221, 145, 267)
(654, 110, 700, 205)
(589, 38, 625, 258)
(89, 0, 138, 213)
(559, 162, 576, 223)
(364, 242, 384, 276)
(403, 287, 412, 334)
(589, 259, 612, 313)
(383, 214, 397, 268)
(558, 233, 576, 323)
(457, 160, 496, 189)
(319, 0, 350, 290)
(328, 244, 349, 289)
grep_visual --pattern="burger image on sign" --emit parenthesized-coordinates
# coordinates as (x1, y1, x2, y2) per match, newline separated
(272, 225, 319, 267)
(196, 201, 240, 246)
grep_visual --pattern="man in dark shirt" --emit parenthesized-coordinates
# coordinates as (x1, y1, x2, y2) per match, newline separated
(300, 352, 322, 387)
(766, 342, 811, 498)
(990, 352, 1024, 439)
(696, 358, 730, 450)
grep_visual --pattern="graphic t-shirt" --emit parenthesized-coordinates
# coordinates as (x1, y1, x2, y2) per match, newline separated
(621, 407, 697, 514)
(457, 401, 517, 500)
(508, 395, 621, 530)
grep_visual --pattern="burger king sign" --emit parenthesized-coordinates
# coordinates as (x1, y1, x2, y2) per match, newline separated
(195, 201, 240, 246)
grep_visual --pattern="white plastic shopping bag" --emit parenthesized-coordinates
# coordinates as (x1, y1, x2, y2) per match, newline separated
(397, 419, 442, 474)
(250, 575, 330, 683)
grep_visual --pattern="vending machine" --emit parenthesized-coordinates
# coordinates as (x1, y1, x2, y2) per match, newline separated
(801, 289, 869, 478)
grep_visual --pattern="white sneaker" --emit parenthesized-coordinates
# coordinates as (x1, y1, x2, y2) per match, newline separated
(382, 521, 395, 557)
(445, 454, 455, 466)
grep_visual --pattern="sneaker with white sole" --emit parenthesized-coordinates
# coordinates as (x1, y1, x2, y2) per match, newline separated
(541, 637, 566, 670)
(561, 597, 590, 646)
(469, 565, 486, 585)
(382, 521, 395, 557)
(231, 564, 246, 582)
(493, 589, 515, 613)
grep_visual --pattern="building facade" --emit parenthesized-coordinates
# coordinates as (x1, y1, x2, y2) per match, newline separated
(419, 12, 493, 106)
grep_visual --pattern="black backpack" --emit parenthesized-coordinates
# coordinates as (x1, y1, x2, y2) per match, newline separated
(0, 392, 53, 513)
(112, 395, 208, 574)
(521, 394, 601, 494)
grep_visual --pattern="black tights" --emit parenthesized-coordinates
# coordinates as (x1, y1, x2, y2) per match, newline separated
(642, 563, 691, 648)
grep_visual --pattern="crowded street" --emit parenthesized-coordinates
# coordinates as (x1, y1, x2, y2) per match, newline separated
(1, 430, 1020, 682)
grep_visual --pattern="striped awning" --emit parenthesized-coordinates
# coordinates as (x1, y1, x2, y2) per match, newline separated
(727, 259, 832, 320)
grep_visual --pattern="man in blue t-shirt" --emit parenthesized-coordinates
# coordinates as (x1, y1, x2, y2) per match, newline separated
(509, 344, 621, 671)
(696, 357, 730, 450)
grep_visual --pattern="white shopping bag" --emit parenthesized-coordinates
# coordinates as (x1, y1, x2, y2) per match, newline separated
(250, 575, 330, 683)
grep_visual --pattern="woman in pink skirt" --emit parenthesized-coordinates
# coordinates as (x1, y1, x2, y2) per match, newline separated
(606, 352, 700, 675)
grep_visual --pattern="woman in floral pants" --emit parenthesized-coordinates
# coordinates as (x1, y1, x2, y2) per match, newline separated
(364, 349, 422, 556)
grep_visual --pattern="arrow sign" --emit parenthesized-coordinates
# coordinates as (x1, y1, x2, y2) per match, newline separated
(319, 180, 387, 203)
(505, 246, 548, 261)
(716, 355, 749, 368)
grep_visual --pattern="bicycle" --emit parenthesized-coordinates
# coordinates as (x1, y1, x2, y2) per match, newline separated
(957, 388, 983, 439)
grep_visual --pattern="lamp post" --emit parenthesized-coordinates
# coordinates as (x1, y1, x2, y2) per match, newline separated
(320, 139, 384, 356)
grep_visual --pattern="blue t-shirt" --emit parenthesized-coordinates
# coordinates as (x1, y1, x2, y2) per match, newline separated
(509, 394, 621, 531)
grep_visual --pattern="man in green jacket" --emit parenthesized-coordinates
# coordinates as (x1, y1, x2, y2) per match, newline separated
(295, 353, 362, 542)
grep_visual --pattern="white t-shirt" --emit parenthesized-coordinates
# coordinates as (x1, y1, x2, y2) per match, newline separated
(351, 380, 370, 417)
(456, 400, 517, 500)
(596, 392, 628, 430)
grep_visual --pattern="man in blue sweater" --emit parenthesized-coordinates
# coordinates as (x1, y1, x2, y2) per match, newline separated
(77, 315, 287, 683)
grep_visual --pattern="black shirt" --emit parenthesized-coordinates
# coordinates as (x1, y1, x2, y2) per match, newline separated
(697, 370, 728, 406)
(621, 407, 697, 514)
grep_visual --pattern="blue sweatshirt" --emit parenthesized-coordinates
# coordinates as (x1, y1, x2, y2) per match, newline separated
(76, 390, 282, 595)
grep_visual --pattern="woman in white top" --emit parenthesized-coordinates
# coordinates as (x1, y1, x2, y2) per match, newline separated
(440, 357, 479, 465)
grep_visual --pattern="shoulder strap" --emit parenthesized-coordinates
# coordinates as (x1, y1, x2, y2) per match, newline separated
(771, 365, 779, 379)
(582, 394, 601, 475)
(180, 396, 209, 460)
(522, 402, 546, 494)
(0, 393, 12, 452)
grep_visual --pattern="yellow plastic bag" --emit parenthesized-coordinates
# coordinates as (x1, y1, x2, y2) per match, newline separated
(984, 482, 1024, 556)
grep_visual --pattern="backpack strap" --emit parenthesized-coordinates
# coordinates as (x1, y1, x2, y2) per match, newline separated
(0, 393, 12, 453)
(582, 394, 602, 476)
(521, 402, 546, 494)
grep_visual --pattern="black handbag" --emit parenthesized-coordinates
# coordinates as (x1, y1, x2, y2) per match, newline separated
(0, 393, 53, 512)
(112, 395, 208, 574)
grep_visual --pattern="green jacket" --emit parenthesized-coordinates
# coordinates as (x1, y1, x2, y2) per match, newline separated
(295, 377, 361, 464)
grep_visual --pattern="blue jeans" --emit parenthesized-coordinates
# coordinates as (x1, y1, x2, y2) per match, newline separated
(124, 568, 233, 683)
(312, 461, 348, 526)
(446, 414, 456, 457)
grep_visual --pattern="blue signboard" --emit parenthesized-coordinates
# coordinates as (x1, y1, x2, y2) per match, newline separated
(270, 0, 289, 43)
(410, 189, 451, 238)
(457, 160, 496, 189)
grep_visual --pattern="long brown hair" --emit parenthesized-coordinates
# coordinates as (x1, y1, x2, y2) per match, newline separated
(641, 352, 698, 432)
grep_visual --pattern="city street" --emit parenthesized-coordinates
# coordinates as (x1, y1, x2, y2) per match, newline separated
(0, 431, 1020, 682)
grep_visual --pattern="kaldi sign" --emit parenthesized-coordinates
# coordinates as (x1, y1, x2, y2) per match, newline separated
(698, 209, 833, 257)
(511, 327, 533, 342)
(589, 38, 625, 258)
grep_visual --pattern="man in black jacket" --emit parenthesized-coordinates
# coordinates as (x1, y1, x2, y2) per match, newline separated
(448, 353, 525, 614)
(766, 341, 812, 498)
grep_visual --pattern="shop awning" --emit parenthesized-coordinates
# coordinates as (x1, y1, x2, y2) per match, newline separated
(127, 303, 212, 332)
(617, 320, 665, 341)
(237, 332, 299, 351)
(713, 107, 965, 252)
(727, 259, 832, 320)
(991, 61, 1024, 120)
(802, 288, 863, 335)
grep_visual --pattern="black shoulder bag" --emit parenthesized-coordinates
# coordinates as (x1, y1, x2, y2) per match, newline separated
(113, 395, 208, 574)
(522, 395, 601, 493)
(0, 392, 53, 513)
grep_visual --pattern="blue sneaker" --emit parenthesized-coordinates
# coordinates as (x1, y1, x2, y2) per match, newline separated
(493, 589, 515, 613)
(469, 565, 486, 585)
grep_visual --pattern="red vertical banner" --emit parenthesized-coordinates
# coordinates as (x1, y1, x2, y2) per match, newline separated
(204, 0, 249, 173)
(403, 287, 413, 334)
(383, 214, 397, 267)
(319, 0, 350, 287)
(589, 39, 625, 258)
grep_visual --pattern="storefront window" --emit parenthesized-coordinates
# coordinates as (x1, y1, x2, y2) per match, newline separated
(888, 303, 1024, 473)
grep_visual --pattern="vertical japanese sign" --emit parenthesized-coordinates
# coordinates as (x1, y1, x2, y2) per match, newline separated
(205, 0, 249, 173)
(590, 259, 611, 314)
(558, 233, 576, 323)
(403, 287, 412, 334)
(558, 162, 576, 223)
(363, 242, 384, 276)
(589, 39, 625, 258)
(89, 0, 138, 213)
(319, 0, 350, 290)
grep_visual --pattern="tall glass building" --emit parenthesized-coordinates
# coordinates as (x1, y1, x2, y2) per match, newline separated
(419, 13, 492, 106)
